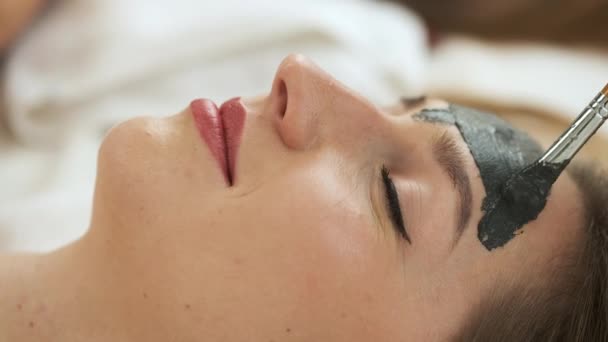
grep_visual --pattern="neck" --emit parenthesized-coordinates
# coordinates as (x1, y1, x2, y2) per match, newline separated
(0, 220, 221, 342)
(0, 234, 130, 341)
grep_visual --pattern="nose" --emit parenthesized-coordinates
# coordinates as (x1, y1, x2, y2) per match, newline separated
(266, 54, 385, 151)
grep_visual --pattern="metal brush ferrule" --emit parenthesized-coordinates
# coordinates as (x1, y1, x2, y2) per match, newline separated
(538, 87, 608, 165)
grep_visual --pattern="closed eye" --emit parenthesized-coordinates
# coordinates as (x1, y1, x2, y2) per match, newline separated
(401, 96, 426, 109)
(381, 165, 411, 244)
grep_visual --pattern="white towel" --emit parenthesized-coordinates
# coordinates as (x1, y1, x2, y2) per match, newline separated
(4, 0, 427, 146)
(428, 36, 608, 132)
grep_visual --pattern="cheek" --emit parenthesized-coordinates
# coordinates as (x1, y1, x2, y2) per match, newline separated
(244, 168, 404, 325)
(273, 166, 381, 274)
(299, 200, 378, 282)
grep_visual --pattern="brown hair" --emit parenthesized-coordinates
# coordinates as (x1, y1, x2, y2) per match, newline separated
(458, 162, 608, 341)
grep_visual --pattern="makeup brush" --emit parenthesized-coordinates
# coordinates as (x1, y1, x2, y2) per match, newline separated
(479, 83, 608, 250)
(539, 84, 608, 166)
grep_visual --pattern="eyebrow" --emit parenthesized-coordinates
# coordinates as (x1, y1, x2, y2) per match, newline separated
(431, 130, 473, 247)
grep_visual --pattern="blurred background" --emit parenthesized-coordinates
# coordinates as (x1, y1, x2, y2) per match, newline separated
(1, 0, 607, 252)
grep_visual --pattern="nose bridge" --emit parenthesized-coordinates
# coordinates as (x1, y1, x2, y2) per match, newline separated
(273, 54, 386, 152)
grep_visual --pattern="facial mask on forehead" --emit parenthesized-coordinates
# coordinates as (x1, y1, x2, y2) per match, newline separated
(414, 104, 545, 250)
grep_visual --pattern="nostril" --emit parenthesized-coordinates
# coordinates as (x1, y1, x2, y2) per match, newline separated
(276, 79, 288, 119)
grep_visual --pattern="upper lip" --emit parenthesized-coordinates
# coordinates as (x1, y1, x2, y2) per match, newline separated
(220, 97, 246, 185)
(190, 97, 246, 186)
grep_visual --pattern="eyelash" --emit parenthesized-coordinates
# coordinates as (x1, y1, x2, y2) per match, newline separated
(381, 165, 411, 244)
(400, 95, 426, 109)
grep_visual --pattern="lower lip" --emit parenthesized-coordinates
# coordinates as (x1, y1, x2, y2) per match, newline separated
(190, 97, 246, 186)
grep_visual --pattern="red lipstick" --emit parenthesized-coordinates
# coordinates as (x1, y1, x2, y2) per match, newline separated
(190, 97, 246, 186)
(219, 97, 246, 185)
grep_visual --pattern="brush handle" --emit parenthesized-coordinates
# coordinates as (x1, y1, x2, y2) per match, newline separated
(539, 84, 608, 165)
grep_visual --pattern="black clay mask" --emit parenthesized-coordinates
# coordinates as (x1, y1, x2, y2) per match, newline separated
(414, 104, 545, 250)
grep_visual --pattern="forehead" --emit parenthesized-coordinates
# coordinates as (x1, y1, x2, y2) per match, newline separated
(412, 104, 554, 250)
(413, 105, 543, 204)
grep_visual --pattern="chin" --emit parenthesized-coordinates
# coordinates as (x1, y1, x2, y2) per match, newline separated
(92, 112, 230, 228)
(93, 116, 179, 219)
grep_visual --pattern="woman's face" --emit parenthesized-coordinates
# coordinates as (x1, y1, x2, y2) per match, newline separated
(92, 54, 584, 340)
